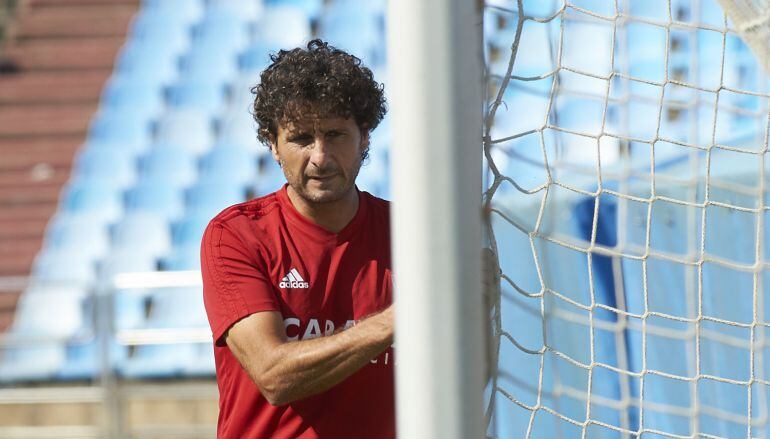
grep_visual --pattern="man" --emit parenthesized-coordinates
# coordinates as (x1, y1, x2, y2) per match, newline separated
(200, 39, 394, 438)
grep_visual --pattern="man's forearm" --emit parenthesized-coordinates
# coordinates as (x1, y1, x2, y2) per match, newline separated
(257, 307, 393, 405)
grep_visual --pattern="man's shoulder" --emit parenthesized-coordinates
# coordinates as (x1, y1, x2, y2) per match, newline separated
(361, 190, 390, 216)
(207, 190, 282, 231)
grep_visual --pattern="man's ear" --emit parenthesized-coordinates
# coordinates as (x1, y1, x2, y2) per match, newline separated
(269, 139, 280, 163)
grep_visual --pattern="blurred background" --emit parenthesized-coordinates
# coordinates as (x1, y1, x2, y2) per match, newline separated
(0, 0, 388, 437)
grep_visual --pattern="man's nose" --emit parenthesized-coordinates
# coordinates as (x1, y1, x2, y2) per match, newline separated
(309, 137, 331, 167)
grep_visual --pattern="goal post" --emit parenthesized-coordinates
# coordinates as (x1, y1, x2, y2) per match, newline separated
(387, 0, 486, 438)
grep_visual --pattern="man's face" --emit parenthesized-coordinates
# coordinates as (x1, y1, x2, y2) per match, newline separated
(270, 116, 368, 205)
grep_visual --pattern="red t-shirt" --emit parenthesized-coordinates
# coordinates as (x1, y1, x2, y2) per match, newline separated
(200, 184, 394, 439)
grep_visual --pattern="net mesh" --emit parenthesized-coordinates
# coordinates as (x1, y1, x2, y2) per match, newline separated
(482, 0, 770, 437)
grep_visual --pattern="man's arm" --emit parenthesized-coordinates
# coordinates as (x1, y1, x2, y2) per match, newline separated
(225, 305, 394, 406)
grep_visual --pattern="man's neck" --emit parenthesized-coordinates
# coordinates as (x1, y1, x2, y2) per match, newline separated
(286, 186, 360, 234)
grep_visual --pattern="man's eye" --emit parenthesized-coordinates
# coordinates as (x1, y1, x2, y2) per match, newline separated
(290, 135, 313, 144)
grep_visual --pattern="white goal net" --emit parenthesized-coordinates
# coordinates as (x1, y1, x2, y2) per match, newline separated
(483, 0, 770, 437)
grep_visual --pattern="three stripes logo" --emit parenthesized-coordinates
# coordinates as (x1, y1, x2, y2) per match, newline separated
(279, 268, 310, 289)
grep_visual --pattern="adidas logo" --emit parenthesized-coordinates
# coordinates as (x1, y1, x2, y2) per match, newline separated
(279, 268, 310, 289)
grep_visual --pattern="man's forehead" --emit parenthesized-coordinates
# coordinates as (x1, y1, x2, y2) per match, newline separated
(280, 116, 355, 134)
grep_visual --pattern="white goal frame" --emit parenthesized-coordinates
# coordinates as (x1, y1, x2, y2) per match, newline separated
(387, 0, 487, 438)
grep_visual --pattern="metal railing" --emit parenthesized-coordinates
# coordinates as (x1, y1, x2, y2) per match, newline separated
(0, 271, 217, 439)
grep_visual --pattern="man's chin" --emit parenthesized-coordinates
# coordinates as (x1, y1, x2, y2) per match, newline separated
(297, 186, 350, 204)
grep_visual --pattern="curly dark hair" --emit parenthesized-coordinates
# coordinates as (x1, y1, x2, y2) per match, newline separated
(251, 39, 387, 160)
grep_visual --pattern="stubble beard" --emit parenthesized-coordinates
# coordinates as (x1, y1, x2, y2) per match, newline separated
(280, 158, 362, 205)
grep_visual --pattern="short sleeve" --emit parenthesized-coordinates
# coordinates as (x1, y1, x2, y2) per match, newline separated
(200, 219, 280, 346)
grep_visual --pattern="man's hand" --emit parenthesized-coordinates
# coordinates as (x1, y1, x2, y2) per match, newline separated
(226, 306, 394, 406)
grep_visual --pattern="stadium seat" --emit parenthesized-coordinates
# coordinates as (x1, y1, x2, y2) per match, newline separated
(218, 109, 262, 153)
(186, 176, 248, 218)
(172, 213, 212, 247)
(199, 144, 258, 185)
(98, 248, 160, 284)
(0, 286, 89, 382)
(119, 286, 209, 378)
(57, 335, 129, 381)
(111, 212, 173, 259)
(125, 179, 186, 221)
(60, 177, 124, 224)
(128, 9, 191, 53)
(182, 343, 216, 376)
(116, 40, 181, 87)
(166, 79, 228, 117)
(253, 156, 286, 196)
(139, 143, 198, 189)
(318, 2, 383, 66)
(162, 244, 202, 271)
(155, 109, 215, 156)
(263, 0, 322, 18)
(253, 5, 312, 47)
(141, 0, 205, 25)
(181, 44, 240, 85)
(43, 213, 111, 262)
(239, 41, 283, 72)
(357, 154, 389, 199)
(208, 0, 264, 21)
(31, 247, 100, 285)
(88, 108, 155, 150)
(0, 343, 67, 383)
(193, 8, 250, 49)
(101, 76, 165, 118)
(73, 146, 137, 189)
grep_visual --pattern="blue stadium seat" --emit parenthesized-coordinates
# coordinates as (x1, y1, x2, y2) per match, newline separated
(141, 0, 205, 25)
(357, 153, 389, 199)
(239, 41, 282, 72)
(73, 146, 137, 190)
(31, 247, 100, 284)
(181, 343, 216, 376)
(101, 76, 165, 118)
(318, 2, 383, 66)
(181, 44, 239, 85)
(119, 286, 209, 378)
(254, 156, 286, 196)
(172, 214, 212, 248)
(57, 335, 129, 381)
(139, 143, 198, 189)
(60, 177, 124, 224)
(166, 79, 228, 117)
(264, 0, 322, 18)
(0, 286, 88, 382)
(98, 248, 159, 284)
(253, 5, 311, 47)
(88, 108, 155, 149)
(218, 109, 262, 152)
(208, 0, 264, 21)
(111, 212, 173, 259)
(125, 179, 185, 221)
(162, 244, 202, 271)
(155, 109, 215, 156)
(79, 138, 149, 162)
(199, 144, 258, 185)
(186, 176, 248, 218)
(116, 40, 180, 87)
(127, 9, 191, 54)
(193, 9, 250, 49)
(44, 213, 111, 262)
